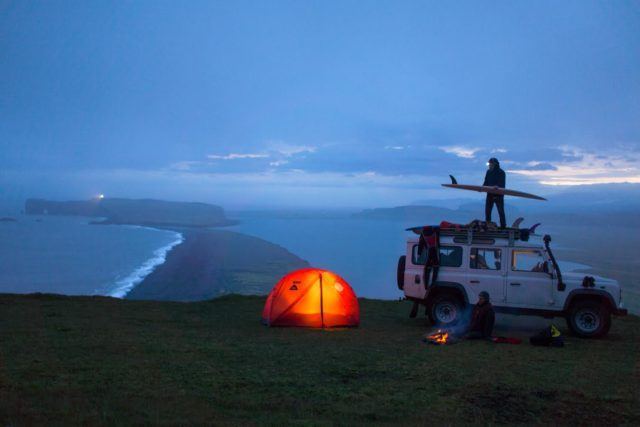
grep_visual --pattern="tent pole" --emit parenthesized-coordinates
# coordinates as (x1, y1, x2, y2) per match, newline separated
(319, 273, 324, 328)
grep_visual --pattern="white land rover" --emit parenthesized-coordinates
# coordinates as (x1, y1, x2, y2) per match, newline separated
(396, 226, 628, 338)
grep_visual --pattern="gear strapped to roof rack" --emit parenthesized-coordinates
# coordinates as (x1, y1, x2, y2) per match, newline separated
(406, 224, 534, 246)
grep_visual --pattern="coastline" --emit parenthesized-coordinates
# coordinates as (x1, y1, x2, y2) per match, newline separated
(108, 228, 185, 298)
(90, 218, 239, 228)
(124, 228, 309, 301)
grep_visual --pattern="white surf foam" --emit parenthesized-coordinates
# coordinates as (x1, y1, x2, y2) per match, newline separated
(108, 231, 184, 298)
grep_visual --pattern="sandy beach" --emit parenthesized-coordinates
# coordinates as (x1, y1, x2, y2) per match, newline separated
(125, 229, 309, 301)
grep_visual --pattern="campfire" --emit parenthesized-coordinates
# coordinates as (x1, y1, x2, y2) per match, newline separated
(425, 329, 451, 345)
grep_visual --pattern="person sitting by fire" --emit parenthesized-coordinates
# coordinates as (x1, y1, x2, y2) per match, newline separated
(466, 291, 495, 339)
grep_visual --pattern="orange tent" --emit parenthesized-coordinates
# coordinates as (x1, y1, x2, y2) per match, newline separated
(262, 268, 359, 328)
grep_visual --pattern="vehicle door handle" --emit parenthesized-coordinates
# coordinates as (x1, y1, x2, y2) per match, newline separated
(415, 275, 421, 284)
(470, 280, 480, 284)
(510, 282, 521, 286)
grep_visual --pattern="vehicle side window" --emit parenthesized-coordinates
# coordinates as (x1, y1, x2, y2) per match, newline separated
(512, 250, 548, 272)
(412, 245, 462, 267)
(470, 248, 501, 270)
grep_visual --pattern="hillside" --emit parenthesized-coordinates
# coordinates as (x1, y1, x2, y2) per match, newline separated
(0, 294, 638, 425)
(24, 198, 235, 227)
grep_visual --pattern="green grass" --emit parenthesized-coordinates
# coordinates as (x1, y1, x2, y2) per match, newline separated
(1, 294, 638, 425)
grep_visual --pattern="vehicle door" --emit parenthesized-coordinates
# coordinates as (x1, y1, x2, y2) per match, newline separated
(404, 242, 426, 299)
(506, 248, 555, 308)
(468, 247, 506, 304)
(404, 243, 465, 300)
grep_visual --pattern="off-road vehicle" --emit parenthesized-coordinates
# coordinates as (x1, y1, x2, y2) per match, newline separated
(396, 225, 627, 337)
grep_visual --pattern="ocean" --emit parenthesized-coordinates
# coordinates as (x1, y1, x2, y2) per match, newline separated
(228, 215, 639, 314)
(0, 215, 182, 297)
(228, 216, 591, 299)
(1, 212, 637, 314)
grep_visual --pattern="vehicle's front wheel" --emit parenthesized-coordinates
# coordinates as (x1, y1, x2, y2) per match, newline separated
(428, 294, 464, 326)
(566, 300, 611, 338)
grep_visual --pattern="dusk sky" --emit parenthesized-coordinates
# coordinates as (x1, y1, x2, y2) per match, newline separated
(2, 1, 639, 208)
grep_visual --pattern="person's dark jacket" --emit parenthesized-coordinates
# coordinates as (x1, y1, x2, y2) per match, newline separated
(483, 166, 506, 188)
(469, 300, 495, 338)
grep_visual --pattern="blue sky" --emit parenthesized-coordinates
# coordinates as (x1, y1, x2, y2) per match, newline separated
(1, 1, 639, 208)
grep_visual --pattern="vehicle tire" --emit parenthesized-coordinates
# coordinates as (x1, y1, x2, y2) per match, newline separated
(566, 300, 612, 338)
(397, 256, 406, 290)
(429, 293, 464, 327)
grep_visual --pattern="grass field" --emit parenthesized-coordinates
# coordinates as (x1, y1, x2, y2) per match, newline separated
(1, 294, 638, 425)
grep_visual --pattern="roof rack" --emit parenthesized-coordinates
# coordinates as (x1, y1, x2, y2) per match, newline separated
(407, 226, 534, 247)
(443, 227, 524, 246)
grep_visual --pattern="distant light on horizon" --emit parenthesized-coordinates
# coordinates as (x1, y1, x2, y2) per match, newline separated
(98, 194, 105, 199)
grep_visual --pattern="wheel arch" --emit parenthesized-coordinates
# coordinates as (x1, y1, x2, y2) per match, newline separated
(427, 281, 470, 306)
(563, 289, 615, 313)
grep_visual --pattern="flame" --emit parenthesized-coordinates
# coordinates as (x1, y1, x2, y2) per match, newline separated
(436, 332, 449, 344)
(427, 329, 450, 345)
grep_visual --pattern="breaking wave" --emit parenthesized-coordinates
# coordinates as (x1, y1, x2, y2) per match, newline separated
(109, 231, 184, 298)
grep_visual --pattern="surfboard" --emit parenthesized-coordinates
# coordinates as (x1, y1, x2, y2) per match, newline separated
(442, 176, 546, 201)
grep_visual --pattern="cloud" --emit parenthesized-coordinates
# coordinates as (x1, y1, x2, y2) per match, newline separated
(179, 142, 318, 173)
(438, 145, 480, 159)
(516, 162, 558, 171)
(508, 146, 640, 185)
(269, 160, 289, 167)
(169, 161, 202, 171)
(170, 139, 640, 192)
(174, 137, 482, 177)
(207, 153, 269, 160)
(266, 142, 317, 157)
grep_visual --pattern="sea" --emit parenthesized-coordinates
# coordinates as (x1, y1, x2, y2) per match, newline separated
(0, 215, 183, 297)
(228, 216, 593, 300)
(229, 214, 639, 314)
(1, 212, 637, 314)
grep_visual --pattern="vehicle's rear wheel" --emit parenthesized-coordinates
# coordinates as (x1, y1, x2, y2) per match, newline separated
(429, 293, 464, 326)
(566, 300, 611, 338)
(396, 256, 406, 290)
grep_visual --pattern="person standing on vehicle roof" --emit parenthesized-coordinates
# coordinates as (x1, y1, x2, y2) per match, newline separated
(483, 157, 507, 228)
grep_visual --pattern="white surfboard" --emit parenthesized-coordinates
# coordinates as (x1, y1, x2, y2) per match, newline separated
(442, 176, 546, 201)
